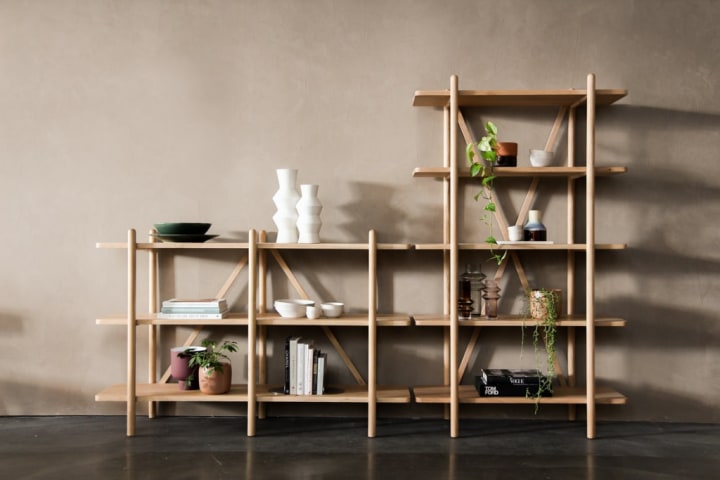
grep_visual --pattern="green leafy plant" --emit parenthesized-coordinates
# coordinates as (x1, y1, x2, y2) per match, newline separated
(186, 339, 238, 376)
(466, 121, 507, 265)
(522, 288, 560, 411)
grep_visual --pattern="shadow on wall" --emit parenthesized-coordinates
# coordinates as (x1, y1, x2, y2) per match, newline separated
(337, 180, 440, 244)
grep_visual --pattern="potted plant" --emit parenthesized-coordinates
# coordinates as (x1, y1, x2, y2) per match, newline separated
(186, 339, 238, 394)
(524, 288, 561, 409)
(466, 121, 507, 265)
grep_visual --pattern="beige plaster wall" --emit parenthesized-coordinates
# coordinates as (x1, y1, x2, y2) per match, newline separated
(1, 0, 718, 422)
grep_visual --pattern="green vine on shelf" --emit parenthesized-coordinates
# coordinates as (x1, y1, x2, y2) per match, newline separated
(466, 121, 507, 265)
(521, 288, 559, 412)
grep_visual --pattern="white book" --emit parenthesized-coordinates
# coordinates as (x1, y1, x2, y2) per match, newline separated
(162, 298, 228, 309)
(304, 344, 314, 395)
(296, 342, 306, 396)
(156, 311, 228, 320)
(316, 353, 326, 395)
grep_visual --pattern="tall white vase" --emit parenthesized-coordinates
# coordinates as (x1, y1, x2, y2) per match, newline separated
(296, 184, 322, 243)
(272, 169, 300, 243)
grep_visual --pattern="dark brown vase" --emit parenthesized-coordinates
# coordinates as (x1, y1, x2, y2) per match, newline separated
(199, 363, 232, 394)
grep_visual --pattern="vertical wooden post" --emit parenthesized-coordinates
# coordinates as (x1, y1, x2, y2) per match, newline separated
(449, 75, 459, 438)
(148, 231, 158, 419)
(257, 230, 267, 420)
(126, 229, 137, 437)
(442, 104, 451, 420)
(368, 229, 378, 438)
(247, 229, 257, 437)
(586, 74, 597, 439)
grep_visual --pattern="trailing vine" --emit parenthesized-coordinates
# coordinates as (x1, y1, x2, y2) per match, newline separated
(524, 288, 559, 412)
(466, 121, 507, 265)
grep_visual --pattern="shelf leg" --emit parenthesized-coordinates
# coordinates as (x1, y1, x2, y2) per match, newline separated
(126, 229, 137, 437)
(247, 229, 257, 437)
(368, 229, 377, 438)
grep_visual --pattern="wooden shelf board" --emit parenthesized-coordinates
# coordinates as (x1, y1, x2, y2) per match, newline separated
(257, 385, 411, 404)
(95, 383, 251, 402)
(413, 385, 627, 405)
(412, 314, 626, 327)
(257, 313, 411, 327)
(412, 166, 627, 179)
(413, 243, 627, 251)
(96, 383, 410, 404)
(96, 242, 250, 250)
(412, 89, 628, 107)
(96, 314, 250, 326)
(257, 242, 412, 250)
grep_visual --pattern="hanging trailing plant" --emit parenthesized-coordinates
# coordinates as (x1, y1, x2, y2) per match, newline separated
(466, 121, 507, 265)
(522, 288, 560, 411)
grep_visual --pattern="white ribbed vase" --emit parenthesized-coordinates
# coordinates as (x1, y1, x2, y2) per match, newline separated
(296, 184, 322, 244)
(272, 169, 300, 243)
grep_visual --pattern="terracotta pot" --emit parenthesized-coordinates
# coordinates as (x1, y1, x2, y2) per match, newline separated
(497, 142, 518, 156)
(496, 142, 518, 166)
(529, 289, 562, 320)
(170, 346, 205, 390)
(199, 363, 232, 394)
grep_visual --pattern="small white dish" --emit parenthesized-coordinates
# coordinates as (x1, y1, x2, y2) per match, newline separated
(321, 302, 344, 318)
(529, 149, 555, 167)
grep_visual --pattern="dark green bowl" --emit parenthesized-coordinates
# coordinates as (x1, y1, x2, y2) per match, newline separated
(154, 223, 211, 235)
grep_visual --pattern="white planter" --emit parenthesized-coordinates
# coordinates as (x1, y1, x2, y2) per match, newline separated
(296, 184, 322, 243)
(272, 168, 300, 243)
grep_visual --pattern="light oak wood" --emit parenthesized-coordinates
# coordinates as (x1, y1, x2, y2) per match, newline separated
(368, 230, 377, 437)
(411, 314, 626, 327)
(412, 166, 627, 178)
(126, 229, 136, 436)
(586, 73, 597, 439)
(413, 385, 627, 405)
(412, 89, 627, 107)
(412, 75, 627, 439)
(247, 229, 257, 436)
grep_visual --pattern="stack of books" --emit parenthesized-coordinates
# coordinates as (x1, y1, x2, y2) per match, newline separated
(284, 336, 327, 395)
(157, 298, 229, 319)
(475, 368, 553, 397)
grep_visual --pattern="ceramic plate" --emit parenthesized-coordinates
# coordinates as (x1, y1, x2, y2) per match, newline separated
(151, 234, 218, 243)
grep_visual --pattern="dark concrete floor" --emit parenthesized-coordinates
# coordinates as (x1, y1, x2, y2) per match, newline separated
(1, 416, 718, 479)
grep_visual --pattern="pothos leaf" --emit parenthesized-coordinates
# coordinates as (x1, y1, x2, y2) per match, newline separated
(482, 175, 496, 186)
(466, 143, 475, 163)
(485, 235, 498, 245)
(484, 202, 496, 212)
(485, 121, 498, 136)
(470, 163, 482, 177)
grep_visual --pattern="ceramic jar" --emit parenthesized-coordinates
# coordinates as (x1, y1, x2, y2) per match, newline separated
(524, 210, 547, 241)
(296, 184, 322, 243)
(272, 168, 300, 243)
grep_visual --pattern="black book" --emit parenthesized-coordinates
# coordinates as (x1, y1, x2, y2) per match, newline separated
(283, 337, 291, 394)
(476, 381, 553, 397)
(480, 368, 548, 386)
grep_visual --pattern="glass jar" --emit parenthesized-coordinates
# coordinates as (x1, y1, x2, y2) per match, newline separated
(461, 264, 486, 317)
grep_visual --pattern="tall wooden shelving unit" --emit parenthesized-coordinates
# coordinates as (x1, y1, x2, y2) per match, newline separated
(411, 74, 628, 439)
(95, 229, 412, 437)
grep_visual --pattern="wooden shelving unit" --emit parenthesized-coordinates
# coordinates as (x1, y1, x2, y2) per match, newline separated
(96, 229, 412, 437)
(410, 74, 628, 439)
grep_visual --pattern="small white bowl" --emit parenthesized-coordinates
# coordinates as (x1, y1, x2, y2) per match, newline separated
(529, 149, 555, 167)
(274, 299, 315, 318)
(321, 302, 344, 318)
(306, 305, 322, 319)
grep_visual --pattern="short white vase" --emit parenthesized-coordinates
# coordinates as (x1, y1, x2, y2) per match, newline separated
(272, 169, 300, 243)
(296, 184, 322, 243)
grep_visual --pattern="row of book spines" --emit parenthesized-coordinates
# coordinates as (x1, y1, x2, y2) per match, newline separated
(284, 337, 326, 395)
